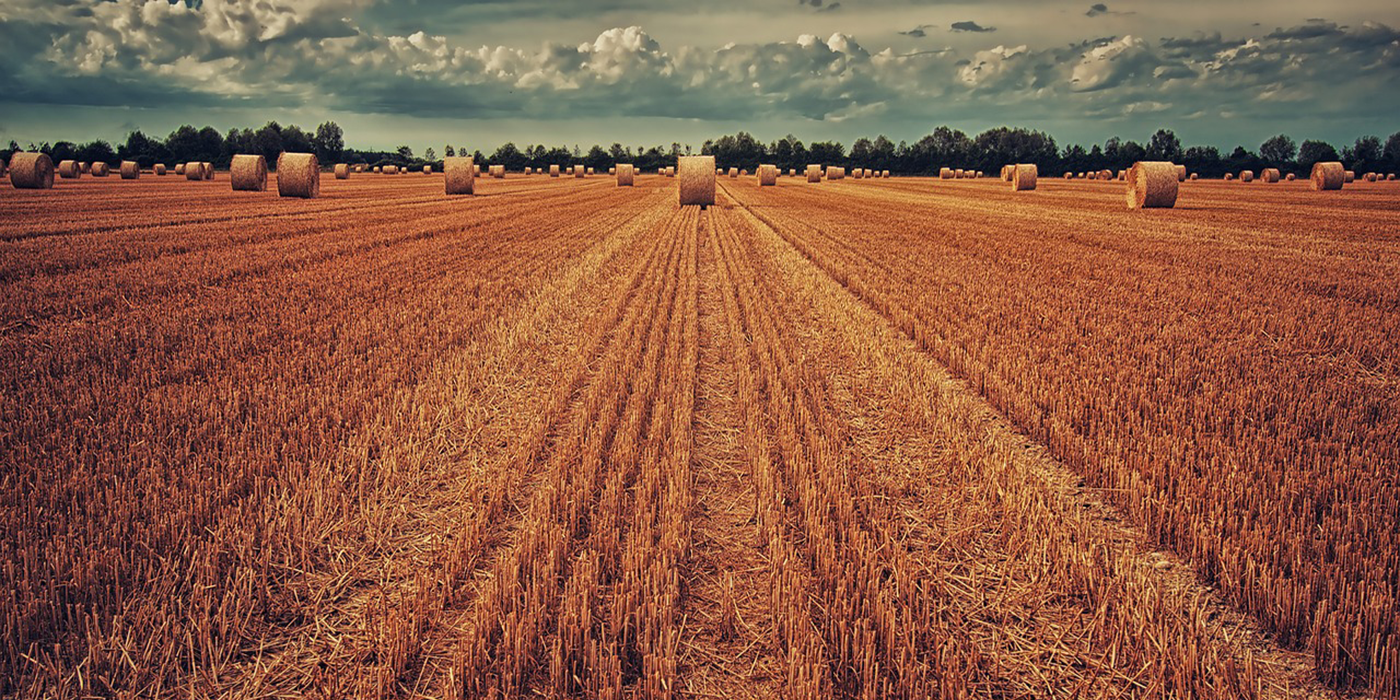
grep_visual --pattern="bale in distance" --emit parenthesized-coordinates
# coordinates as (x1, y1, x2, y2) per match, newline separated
(550, 164, 560, 177)
(120, 161, 140, 179)
(807, 165, 823, 182)
(1389, 174, 1397, 181)
(1190, 173, 1199, 180)
(1063, 171, 1074, 179)
(1262, 168, 1280, 183)
(1286, 173, 1296, 181)
(58, 160, 82, 179)
(490, 164, 505, 179)
(1125, 161, 1179, 209)
(1223, 173, 1234, 181)
(882, 170, 891, 178)
(230, 155, 268, 191)
(1311, 162, 1344, 190)
(1176, 164, 1187, 182)
(423, 165, 432, 174)
(445, 156, 475, 195)
(80, 162, 91, 173)
(1364, 172, 1378, 182)
(788, 168, 797, 177)
(1240, 170, 1255, 183)
(666, 166, 675, 177)
(9, 152, 55, 189)
(202, 162, 214, 180)
(183, 162, 201, 180)
(758, 164, 778, 186)
(587, 167, 595, 175)
(1344, 171, 1355, 183)
(384, 165, 398, 175)
(616, 163, 634, 186)
(728, 167, 738, 178)
(276, 152, 319, 199)
(939, 167, 954, 179)
(354, 164, 365, 173)
(525, 167, 532, 175)
(1011, 164, 1037, 191)
(954, 168, 965, 178)
(574, 166, 585, 179)
(92, 162, 111, 177)
(608, 166, 616, 176)
(678, 155, 716, 206)
(827, 166, 845, 180)
(1117, 170, 1126, 181)
(175, 163, 187, 176)
(155, 164, 167, 175)
(1002, 165, 1014, 182)
(1099, 169, 1113, 180)
(334, 163, 350, 179)
(373, 166, 381, 173)
(853, 168, 864, 179)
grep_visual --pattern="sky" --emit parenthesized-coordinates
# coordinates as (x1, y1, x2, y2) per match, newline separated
(0, 0, 1397, 154)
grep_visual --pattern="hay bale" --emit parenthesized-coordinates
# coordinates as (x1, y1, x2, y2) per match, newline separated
(92, 162, 111, 177)
(1011, 164, 1037, 191)
(609, 166, 616, 175)
(8, 152, 54, 189)
(175, 163, 186, 175)
(200, 162, 212, 180)
(788, 168, 797, 177)
(1099, 169, 1113, 180)
(852, 168, 864, 179)
(525, 167, 532, 175)
(1117, 170, 1126, 181)
(155, 164, 167, 175)
(1175, 164, 1187, 182)
(758, 164, 777, 186)
(1344, 170, 1355, 183)
(827, 166, 845, 180)
(423, 165, 432, 174)
(678, 155, 716, 206)
(728, 167, 738, 178)
(1002, 165, 1014, 182)
(666, 166, 675, 177)
(1364, 172, 1378, 182)
(1262, 168, 1280, 183)
(882, 170, 891, 178)
(1311, 162, 1344, 190)
(230, 155, 268, 191)
(807, 165, 823, 182)
(373, 166, 381, 173)
(574, 166, 585, 179)
(1125, 161, 1179, 209)
(120, 161, 140, 179)
(334, 163, 350, 179)
(1190, 173, 1198, 181)
(1240, 170, 1255, 183)
(57, 160, 82, 179)
(616, 163, 635, 186)
(1286, 173, 1296, 181)
(490, 164, 505, 179)
(445, 156, 475, 195)
(276, 152, 319, 198)
(1223, 173, 1234, 181)
(384, 165, 398, 175)
(1063, 172, 1073, 179)
(587, 167, 595, 175)
(80, 162, 90, 173)
(550, 164, 560, 177)
(954, 168, 964, 178)
(1389, 174, 1397, 181)
(939, 167, 953, 179)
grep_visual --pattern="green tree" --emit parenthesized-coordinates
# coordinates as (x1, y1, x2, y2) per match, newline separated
(313, 121, 344, 163)
(1297, 140, 1339, 172)
(1259, 134, 1296, 166)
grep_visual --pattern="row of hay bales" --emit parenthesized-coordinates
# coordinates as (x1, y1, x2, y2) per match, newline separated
(992, 160, 1362, 208)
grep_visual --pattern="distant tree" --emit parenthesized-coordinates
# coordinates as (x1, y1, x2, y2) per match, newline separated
(76, 140, 116, 166)
(1258, 134, 1296, 166)
(849, 137, 874, 167)
(424, 147, 436, 162)
(492, 142, 525, 169)
(1182, 145, 1222, 177)
(47, 141, 77, 163)
(1297, 140, 1339, 172)
(166, 125, 202, 163)
(1146, 129, 1183, 163)
(584, 144, 609, 170)
(1345, 135, 1383, 173)
(1383, 132, 1400, 172)
(395, 145, 414, 162)
(444, 144, 455, 158)
(312, 121, 344, 163)
(253, 122, 284, 162)
(808, 140, 845, 166)
(1061, 144, 1089, 174)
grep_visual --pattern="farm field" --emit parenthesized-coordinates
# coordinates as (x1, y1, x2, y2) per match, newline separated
(2, 172, 1398, 699)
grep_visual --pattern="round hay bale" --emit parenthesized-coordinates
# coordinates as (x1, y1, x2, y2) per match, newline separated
(976, 171, 984, 178)
(954, 168, 965, 178)
(525, 167, 532, 175)
(827, 166, 845, 180)
(276, 152, 319, 199)
(80, 162, 91, 173)
(175, 163, 186, 175)
(1262, 168, 1280, 183)
(852, 168, 864, 179)
(789, 168, 797, 177)
(574, 166, 585, 179)
(1001, 165, 1014, 182)
(1388, 174, 1397, 181)
(445, 156, 475, 195)
(666, 166, 675, 177)
(384, 165, 398, 175)
(608, 166, 616, 175)
(120, 161, 140, 179)
(1343, 170, 1355, 183)
(807, 165, 823, 182)
(1189, 173, 1198, 180)
(678, 155, 716, 206)
(586, 167, 595, 175)
(334, 163, 350, 179)
(57, 160, 82, 179)
(1285, 173, 1296, 181)
(92, 162, 111, 177)
(1364, 172, 1378, 182)
(490, 165, 505, 179)
(1011, 164, 1037, 191)
(550, 164, 560, 177)
(155, 164, 167, 175)
(1223, 173, 1234, 181)
(1175, 164, 1187, 182)
(758, 164, 777, 186)
(423, 165, 432, 174)
(202, 162, 214, 180)
(1063, 172, 1073, 179)
(882, 170, 890, 178)
(1240, 170, 1255, 183)
(1098, 169, 1113, 180)
(9, 152, 54, 189)
(741, 168, 749, 177)
(939, 167, 953, 179)
(1310, 162, 1344, 190)
(1117, 170, 1126, 181)
(728, 167, 738, 178)
(616, 163, 635, 186)
(1125, 161, 1179, 209)
(230, 155, 268, 191)
(354, 164, 364, 173)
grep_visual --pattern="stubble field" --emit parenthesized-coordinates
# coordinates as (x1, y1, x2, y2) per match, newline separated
(2, 171, 1398, 699)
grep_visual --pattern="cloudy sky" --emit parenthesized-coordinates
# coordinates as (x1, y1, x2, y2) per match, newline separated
(1, 0, 1397, 153)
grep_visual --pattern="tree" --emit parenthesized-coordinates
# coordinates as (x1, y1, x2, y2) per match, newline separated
(1259, 134, 1296, 166)
(1384, 132, 1400, 172)
(1297, 140, 1339, 172)
(1147, 129, 1183, 163)
(253, 122, 284, 162)
(444, 144, 456, 158)
(1346, 135, 1382, 173)
(424, 147, 436, 162)
(313, 121, 344, 163)
(395, 145, 414, 162)
(167, 125, 202, 163)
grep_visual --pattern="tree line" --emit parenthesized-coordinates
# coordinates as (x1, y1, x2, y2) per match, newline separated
(5, 122, 1400, 177)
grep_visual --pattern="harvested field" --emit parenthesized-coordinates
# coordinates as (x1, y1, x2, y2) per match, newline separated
(1, 172, 1397, 699)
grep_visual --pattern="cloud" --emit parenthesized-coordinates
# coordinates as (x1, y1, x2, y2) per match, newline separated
(950, 21, 996, 33)
(900, 24, 934, 38)
(797, 0, 840, 11)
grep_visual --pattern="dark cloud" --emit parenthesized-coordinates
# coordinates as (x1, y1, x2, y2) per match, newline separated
(900, 24, 934, 38)
(950, 21, 995, 33)
(797, 0, 840, 10)
(1267, 20, 1345, 41)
